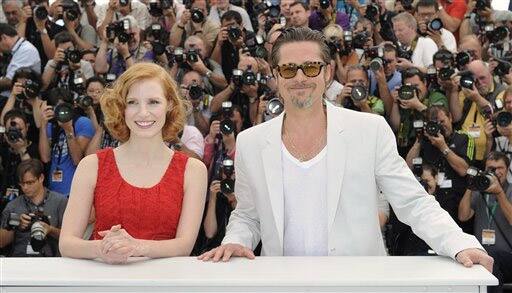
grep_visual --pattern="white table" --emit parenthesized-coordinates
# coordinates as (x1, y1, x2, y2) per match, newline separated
(0, 256, 498, 292)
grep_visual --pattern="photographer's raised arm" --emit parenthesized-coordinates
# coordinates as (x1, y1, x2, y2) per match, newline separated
(94, 39, 110, 74)
(211, 83, 235, 113)
(458, 189, 475, 222)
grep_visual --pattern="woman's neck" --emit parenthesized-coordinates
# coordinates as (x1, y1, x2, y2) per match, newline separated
(120, 135, 170, 162)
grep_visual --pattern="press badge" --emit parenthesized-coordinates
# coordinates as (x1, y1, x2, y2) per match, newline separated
(467, 124, 481, 138)
(52, 169, 63, 183)
(482, 229, 496, 245)
(5, 188, 19, 200)
(26, 244, 40, 255)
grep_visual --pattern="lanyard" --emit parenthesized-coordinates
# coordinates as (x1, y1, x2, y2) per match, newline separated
(484, 193, 499, 228)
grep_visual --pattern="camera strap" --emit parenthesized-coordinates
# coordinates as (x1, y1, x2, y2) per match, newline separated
(481, 193, 512, 251)
(11, 38, 26, 56)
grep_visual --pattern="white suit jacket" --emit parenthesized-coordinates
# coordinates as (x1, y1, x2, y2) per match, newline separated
(222, 102, 483, 258)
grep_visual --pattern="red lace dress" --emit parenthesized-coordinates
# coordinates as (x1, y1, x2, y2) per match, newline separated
(93, 148, 188, 240)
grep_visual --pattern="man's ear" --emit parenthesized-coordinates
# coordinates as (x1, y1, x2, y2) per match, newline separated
(325, 61, 334, 85)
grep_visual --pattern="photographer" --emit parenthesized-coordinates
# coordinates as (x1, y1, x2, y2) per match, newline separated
(414, 0, 457, 53)
(406, 106, 472, 222)
(210, 56, 261, 128)
(288, 1, 309, 29)
(338, 65, 384, 116)
(95, 15, 152, 76)
(96, 0, 151, 35)
(390, 67, 448, 154)
(308, 0, 349, 31)
(208, 0, 253, 32)
(458, 151, 512, 291)
(0, 110, 39, 209)
(176, 35, 227, 93)
(0, 159, 67, 257)
(57, 0, 97, 50)
(2, 0, 22, 27)
(41, 31, 94, 91)
(392, 12, 438, 71)
(0, 68, 43, 144)
(147, 0, 185, 33)
(448, 60, 506, 166)
(83, 76, 120, 155)
(0, 23, 40, 98)
(169, 0, 219, 50)
(181, 70, 212, 136)
(203, 158, 237, 250)
(38, 87, 94, 196)
(322, 24, 358, 85)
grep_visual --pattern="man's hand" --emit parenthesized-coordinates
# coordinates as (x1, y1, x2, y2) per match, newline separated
(455, 248, 494, 273)
(485, 173, 504, 195)
(115, 40, 130, 59)
(19, 214, 32, 231)
(426, 29, 443, 49)
(180, 9, 191, 26)
(396, 58, 414, 70)
(53, 48, 66, 64)
(198, 243, 255, 262)
(189, 57, 208, 75)
(209, 180, 221, 199)
(34, 14, 47, 31)
(58, 120, 74, 134)
(484, 119, 496, 138)
(398, 96, 425, 111)
(20, 5, 32, 23)
(425, 132, 448, 151)
(40, 106, 55, 126)
(217, 26, 229, 45)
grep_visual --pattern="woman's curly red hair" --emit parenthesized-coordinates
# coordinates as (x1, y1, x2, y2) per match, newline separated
(100, 63, 186, 143)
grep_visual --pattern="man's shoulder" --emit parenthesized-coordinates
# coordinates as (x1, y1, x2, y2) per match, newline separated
(237, 117, 279, 146)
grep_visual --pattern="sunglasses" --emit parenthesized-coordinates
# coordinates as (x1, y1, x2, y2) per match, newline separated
(275, 61, 326, 79)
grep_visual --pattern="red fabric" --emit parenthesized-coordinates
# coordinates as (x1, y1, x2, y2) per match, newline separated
(442, 0, 467, 20)
(93, 148, 188, 241)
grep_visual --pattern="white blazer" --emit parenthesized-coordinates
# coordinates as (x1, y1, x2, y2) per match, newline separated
(222, 102, 483, 258)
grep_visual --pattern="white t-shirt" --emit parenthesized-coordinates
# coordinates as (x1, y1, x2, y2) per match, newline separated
(282, 142, 328, 256)
(411, 36, 438, 68)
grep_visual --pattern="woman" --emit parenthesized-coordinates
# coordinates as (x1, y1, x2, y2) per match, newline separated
(59, 63, 208, 264)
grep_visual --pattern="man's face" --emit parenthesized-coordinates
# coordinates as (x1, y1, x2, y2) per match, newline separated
(505, 94, 512, 112)
(3, 2, 21, 26)
(273, 41, 331, 110)
(415, 5, 436, 24)
(180, 71, 203, 99)
(82, 52, 96, 67)
(404, 75, 427, 99)
(86, 81, 104, 104)
(435, 110, 453, 138)
(383, 50, 397, 76)
(0, 35, 10, 53)
(486, 159, 508, 185)
(280, 0, 294, 18)
(289, 4, 309, 28)
(347, 69, 368, 87)
(393, 20, 414, 45)
(459, 40, 482, 61)
(59, 41, 74, 51)
(6, 117, 28, 139)
(19, 172, 44, 199)
(185, 38, 206, 59)
(192, 0, 208, 16)
(468, 63, 492, 96)
(216, 0, 229, 9)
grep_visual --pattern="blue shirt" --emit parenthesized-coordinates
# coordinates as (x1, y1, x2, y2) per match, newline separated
(368, 70, 402, 97)
(46, 116, 95, 196)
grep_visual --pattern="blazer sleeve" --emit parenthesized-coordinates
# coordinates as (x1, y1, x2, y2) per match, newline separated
(221, 133, 261, 249)
(373, 116, 483, 259)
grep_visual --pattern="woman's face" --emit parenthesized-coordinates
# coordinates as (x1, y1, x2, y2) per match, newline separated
(124, 78, 170, 140)
(86, 81, 105, 105)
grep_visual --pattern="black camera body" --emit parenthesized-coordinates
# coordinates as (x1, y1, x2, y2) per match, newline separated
(352, 31, 370, 50)
(459, 71, 475, 89)
(496, 111, 512, 127)
(412, 157, 423, 177)
(219, 101, 235, 136)
(16, 79, 41, 101)
(219, 159, 235, 195)
(62, 3, 80, 21)
(148, 0, 171, 17)
(188, 82, 204, 101)
(5, 120, 23, 142)
(428, 18, 443, 31)
(425, 120, 442, 137)
(398, 84, 417, 100)
(319, 0, 330, 9)
(46, 87, 75, 124)
(190, 8, 205, 23)
(8, 207, 51, 252)
(475, 0, 491, 11)
(186, 49, 199, 63)
(64, 48, 82, 64)
(397, 45, 413, 60)
(33, 5, 48, 20)
(494, 59, 512, 77)
(438, 66, 455, 81)
(228, 26, 242, 43)
(245, 35, 268, 59)
(106, 19, 132, 43)
(455, 51, 471, 69)
(365, 3, 379, 20)
(466, 166, 494, 192)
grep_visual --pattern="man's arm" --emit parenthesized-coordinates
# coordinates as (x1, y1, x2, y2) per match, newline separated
(495, 190, 512, 225)
(438, 8, 463, 33)
(0, 229, 14, 248)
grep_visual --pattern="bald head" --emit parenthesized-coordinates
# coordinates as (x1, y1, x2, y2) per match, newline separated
(459, 35, 482, 61)
(467, 60, 492, 96)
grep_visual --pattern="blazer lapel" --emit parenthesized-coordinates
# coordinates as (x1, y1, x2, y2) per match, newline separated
(326, 102, 346, 233)
(261, 113, 285, 253)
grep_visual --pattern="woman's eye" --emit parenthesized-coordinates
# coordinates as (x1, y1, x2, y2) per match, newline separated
(127, 100, 136, 105)
(149, 99, 161, 104)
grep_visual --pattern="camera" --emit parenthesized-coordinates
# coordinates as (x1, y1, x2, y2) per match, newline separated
(455, 51, 471, 69)
(75, 95, 93, 108)
(326, 39, 342, 57)
(228, 25, 241, 43)
(365, 3, 379, 20)
(475, 0, 491, 11)
(496, 111, 512, 127)
(266, 97, 284, 116)
(485, 24, 509, 44)
(16, 79, 41, 100)
(413, 120, 425, 137)
(219, 101, 235, 136)
(106, 19, 131, 43)
(151, 41, 167, 56)
(188, 82, 204, 101)
(494, 59, 512, 77)
(466, 166, 494, 192)
(351, 83, 368, 102)
(427, 18, 443, 31)
(365, 46, 384, 60)
(232, 67, 256, 87)
(412, 157, 423, 177)
(190, 8, 205, 23)
(245, 35, 268, 59)
(353, 31, 370, 49)
(459, 71, 475, 89)
(148, 0, 172, 17)
(425, 120, 442, 136)
(62, 2, 80, 21)
(119, 0, 129, 6)
(64, 48, 82, 64)
(369, 58, 386, 72)
(396, 44, 413, 60)
(5, 121, 23, 142)
(319, 0, 330, 9)
(33, 5, 48, 20)
(8, 207, 51, 252)
(254, 0, 280, 18)
(438, 66, 455, 81)
(219, 159, 235, 195)
(426, 66, 440, 90)
(398, 84, 416, 100)
(186, 48, 199, 63)
(46, 88, 75, 123)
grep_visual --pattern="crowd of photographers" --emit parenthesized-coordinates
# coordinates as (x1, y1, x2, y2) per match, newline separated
(0, 0, 511, 289)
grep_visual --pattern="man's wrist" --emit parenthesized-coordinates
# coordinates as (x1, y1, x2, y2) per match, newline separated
(65, 131, 75, 140)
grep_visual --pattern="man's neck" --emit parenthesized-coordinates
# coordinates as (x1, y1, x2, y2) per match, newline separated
(29, 188, 46, 206)
(282, 101, 327, 137)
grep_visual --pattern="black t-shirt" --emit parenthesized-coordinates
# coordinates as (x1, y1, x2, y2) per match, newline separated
(420, 131, 472, 219)
(25, 18, 65, 71)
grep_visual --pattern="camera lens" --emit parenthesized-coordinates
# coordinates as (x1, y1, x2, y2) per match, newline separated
(319, 0, 330, 9)
(398, 85, 415, 100)
(428, 18, 443, 31)
(438, 66, 455, 81)
(425, 121, 441, 136)
(455, 51, 471, 69)
(497, 111, 512, 127)
(369, 58, 383, 72)
(351, 85, 367, 101)
(459, 73, 475, 89)
(188, 84, 203, 100)
(191, 8, 204, 23)
(220, 119, 235, 135)
(54, 103, 74, 123)
(220, 178, 235, 194)
(267, 98, 284, 116)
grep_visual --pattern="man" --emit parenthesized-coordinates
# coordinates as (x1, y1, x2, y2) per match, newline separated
(308, 0, 349, 31)
(0, 159, 67, 257)
(198, 27, 492, 270)
(0, 23, 40, 98)
(368, 43, 402, 114)
(207, 0, 253, 32)
(289, 1, 309, 29)
(180, 70, 212, 136)
(2, 0, 22, 27)
(96, 0, 151, 33)
(458, 151, 512, 292)
(448, 60, 506, 166)
(58, 0, 97, 50)
(414, 0, 457, 53)
(338, 65, 385, 116)
(392, 12, 438, 70)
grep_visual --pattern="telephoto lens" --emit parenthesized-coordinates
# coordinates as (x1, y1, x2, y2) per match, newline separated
(350, 84, 368, 101)
(496, 111, 512, 127)
(428, 18, 443, 31)
(425, 121, 441, 136)
(459, 71, 475, 89)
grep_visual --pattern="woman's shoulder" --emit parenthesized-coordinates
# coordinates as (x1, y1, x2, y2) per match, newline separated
(183, 156, 207, 177)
